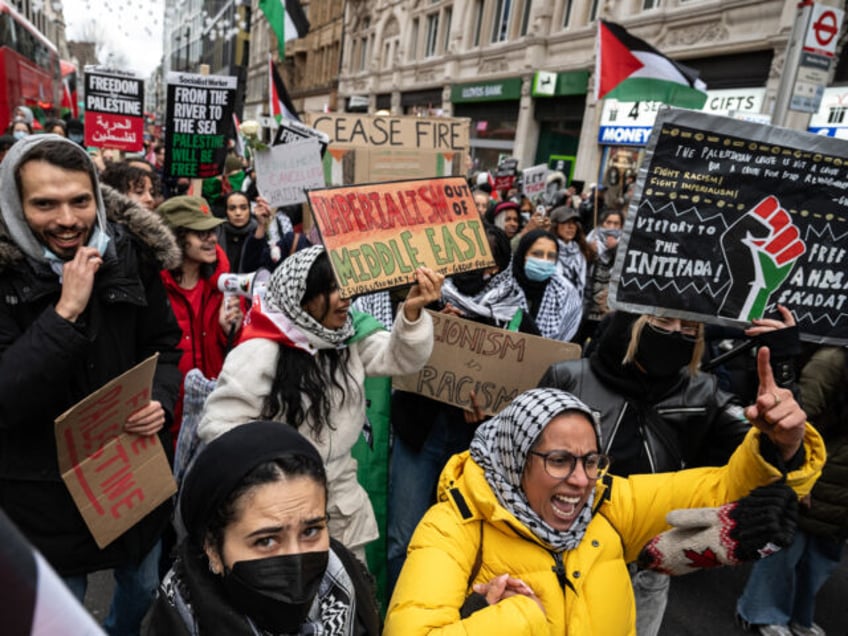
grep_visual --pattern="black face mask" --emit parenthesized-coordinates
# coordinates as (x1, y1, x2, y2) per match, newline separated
(451, 270, 491, 296)
(635, 326, 695, 378)
(221, 550, 328, 634)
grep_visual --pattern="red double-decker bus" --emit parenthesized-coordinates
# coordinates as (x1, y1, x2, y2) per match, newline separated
(0, 1, 60, 130)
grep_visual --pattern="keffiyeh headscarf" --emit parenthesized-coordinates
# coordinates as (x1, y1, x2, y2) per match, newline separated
(440, 267, 528, 325)
(263, 245, 354, 346)
(470, 388, 602, 551)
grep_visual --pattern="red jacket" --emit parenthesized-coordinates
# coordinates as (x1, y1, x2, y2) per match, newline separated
(160, 245, 243, 434)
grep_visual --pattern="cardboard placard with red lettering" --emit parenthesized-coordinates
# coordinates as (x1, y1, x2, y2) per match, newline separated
(393, 310, 581, 416)
(522, 163, 549, 199)
(83, 66, 144, 152)
(307, 177, 495, 298)
(55, 354, 177, 549)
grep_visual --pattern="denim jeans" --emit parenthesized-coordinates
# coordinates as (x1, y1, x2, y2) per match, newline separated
(737, 530, 843, 627)
(629, 565, 670, 636)
(63, 540, 162, 636)
(386, 409, 474, 596)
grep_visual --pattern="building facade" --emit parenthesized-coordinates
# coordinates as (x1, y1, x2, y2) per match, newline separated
(337, 0, 846, 188)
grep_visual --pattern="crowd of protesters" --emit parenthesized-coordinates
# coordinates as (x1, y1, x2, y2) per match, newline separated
(0, 107, 842, 636)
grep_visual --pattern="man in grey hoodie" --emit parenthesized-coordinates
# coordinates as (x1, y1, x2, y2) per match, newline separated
(0, 134, 182, 635)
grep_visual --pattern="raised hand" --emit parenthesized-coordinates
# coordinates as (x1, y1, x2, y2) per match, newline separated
(55, 246, 103, 323)
(719, 197, 806, 321)
(403, 267, 444, 321)
(745, 346, 806, 461)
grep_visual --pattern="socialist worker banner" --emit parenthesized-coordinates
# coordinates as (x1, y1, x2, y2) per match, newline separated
(164, 72, 237, 178)
(610, 108, 848, 345)
(307, 177, 495, 298)
(83, 66, 144, 152)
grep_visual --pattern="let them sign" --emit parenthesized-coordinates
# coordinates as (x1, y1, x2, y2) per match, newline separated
(394, 311, 581, 415)
(610, 108, 848, 345)
(55, 355, 176, 549)
(308, 177, 495, 298)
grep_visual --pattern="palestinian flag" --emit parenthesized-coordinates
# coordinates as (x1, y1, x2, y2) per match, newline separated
(60, 60, 78, 118)
(259, 0, 310, 60)
(269, 55, 300, 122)
(595, 20, 707, 109)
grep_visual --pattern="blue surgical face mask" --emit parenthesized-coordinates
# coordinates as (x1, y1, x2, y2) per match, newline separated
(42, 225, 111, 264)
(13, 131, 27, 141)
(524, 257, 557, 282)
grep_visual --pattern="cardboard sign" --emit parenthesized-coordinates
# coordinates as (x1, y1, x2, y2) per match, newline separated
(304, 113, 470, 184)
(55, 355, 176, 549)
(394, 311, 581, 415)
(254, 138, 326, 207)
(272, 118, 330, 156)
(164, 72, 238, 178)
(308, 177, 496, 298)
(610, 108, 848, 345)
(83, 66, 144, 152)
(522, 163, 549, 199)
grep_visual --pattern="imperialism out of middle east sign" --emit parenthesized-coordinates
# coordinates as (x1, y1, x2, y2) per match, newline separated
(609, 107, 848, 345)
(83, 66, 144, 152)
(307, 177, 495, 298)
(164, 72, 237, 178)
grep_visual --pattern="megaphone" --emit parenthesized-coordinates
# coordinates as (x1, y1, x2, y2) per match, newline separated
(217, 269, 271, 300)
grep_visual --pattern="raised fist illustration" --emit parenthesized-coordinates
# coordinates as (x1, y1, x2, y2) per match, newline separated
(718, 196, 805, 321)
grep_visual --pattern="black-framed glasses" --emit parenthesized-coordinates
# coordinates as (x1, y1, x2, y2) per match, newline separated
(645, 317, 700, 342)
(528, 450, 610, 480)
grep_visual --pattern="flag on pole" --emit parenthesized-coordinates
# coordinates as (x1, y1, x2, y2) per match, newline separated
(595, 20, 708, 109)
(60, 60, 78, 118)
(269, 55, 300, 123)
(258, 0, 310, 60)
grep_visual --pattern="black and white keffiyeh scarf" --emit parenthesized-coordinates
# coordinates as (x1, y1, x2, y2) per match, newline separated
(263, 245, 354, 346)
(556, 239, 587, 297)
(440, 268, 528, 326)
(533, 274, 583, 342)
(469, 388, 602, 552)
(351, 291, 394, 329)
(159, 543, 357, 635)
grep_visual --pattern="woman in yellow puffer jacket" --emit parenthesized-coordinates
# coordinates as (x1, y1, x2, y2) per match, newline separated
(385, 355, 824, 636)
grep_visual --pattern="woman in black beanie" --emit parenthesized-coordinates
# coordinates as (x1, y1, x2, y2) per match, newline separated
(146, 420, 380, 635)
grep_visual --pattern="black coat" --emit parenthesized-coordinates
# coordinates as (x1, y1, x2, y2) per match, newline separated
(0, 187, 183, 575)
(539, 358, 750, 474)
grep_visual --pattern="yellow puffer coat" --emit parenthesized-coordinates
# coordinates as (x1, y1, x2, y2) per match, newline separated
(385, 426, 825, 636)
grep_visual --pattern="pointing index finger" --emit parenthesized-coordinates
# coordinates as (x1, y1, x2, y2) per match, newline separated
(755, 346, 777, 395)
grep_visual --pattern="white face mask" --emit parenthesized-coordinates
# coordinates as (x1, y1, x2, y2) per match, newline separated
(42, 225, 110, 264)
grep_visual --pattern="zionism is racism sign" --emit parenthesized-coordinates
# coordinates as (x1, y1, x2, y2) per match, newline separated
(610, 108, 848, 345)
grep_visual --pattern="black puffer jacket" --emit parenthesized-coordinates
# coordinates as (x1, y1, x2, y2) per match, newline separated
(539, 358, 750, 474)
(0, 186, 183, 575)
(539, 312, 750, 476)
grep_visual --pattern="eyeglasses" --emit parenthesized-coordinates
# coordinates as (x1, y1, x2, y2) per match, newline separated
(646, 317, 700, 341)
(528, 450, 610, 480)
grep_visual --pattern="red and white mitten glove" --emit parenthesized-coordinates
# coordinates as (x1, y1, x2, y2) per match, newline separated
(637, 482, 798, 575)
